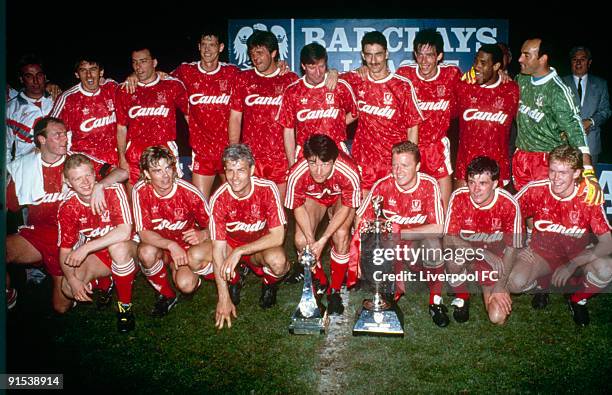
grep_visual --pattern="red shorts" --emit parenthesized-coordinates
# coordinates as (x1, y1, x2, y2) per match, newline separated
(419, 137, 453, 179)
(512, 149, 549, 191)
(295, 141, 350, 163)
(91, 249, 113, 270)
(358, 160, 389, 190)
(455, 151, 510, 185)
(191, 149, 224, 176)
(126, 140, 182, 184)
(254, 157, 288, 184)
(18, 226, 62, 277)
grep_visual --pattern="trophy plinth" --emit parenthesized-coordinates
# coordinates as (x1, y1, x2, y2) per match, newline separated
(353, 196, 404, 337)
(289, 246, 328, 335)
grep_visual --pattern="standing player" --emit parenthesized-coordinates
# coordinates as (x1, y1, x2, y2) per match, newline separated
(51, 56, 119, 165)
(276, 43, 357, 167)
(228, 30, 298, 198)
(342, 31, 422, 195)
(6, 55, 54, 162)
(210, 144, 288, 329)
(455, 44, 519, 188)
(171, 31, 240, 198)
(444, 157, 523, 325)
(508, 145, 612, 326)
(58, 154, 136, 332)
(285, 134, 361, 315)
(354, 141, 447, 327)
(116, 46, 188, 186)
(5, 117, 127, 313)
(132, 146, 213, 317)
(514, 37, 602, 204)
(396, 29, 462, 209)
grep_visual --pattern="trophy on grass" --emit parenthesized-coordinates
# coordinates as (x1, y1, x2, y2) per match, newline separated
(353, 196, 404, 337)
(289, 245, 328, 335)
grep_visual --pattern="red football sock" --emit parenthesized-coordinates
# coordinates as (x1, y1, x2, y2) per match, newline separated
(330, 248, 350, 292)
(312, 260, 328, 286)
(112, 258, 136, 304)
(426, 266, 445, 304)
(570, 274, 607, 303)
(143, 259, 175, 298)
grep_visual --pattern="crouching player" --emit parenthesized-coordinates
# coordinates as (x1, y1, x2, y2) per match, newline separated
(444, 157, 523, 325)
(285, 134, 361, 315)
(211, 144, 289, 329)
(508, 145, 612, 326)
(355, 141, 447, 326)
(58, 154, 137, 332)
(132, 146, 213, 317)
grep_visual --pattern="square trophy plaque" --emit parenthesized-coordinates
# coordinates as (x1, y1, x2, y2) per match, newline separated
(353, 196, 404, 337)
(289, 246, 328, 335)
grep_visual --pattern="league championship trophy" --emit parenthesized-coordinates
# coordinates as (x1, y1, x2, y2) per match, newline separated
(289, 246, 328, 335)
(353, 196, 404, 337)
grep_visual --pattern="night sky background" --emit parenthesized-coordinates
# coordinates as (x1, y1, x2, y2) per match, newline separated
(7, 1, 612, 160)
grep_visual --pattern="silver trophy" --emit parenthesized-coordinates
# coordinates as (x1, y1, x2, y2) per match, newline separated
(289, 245, 328, 335)
(353, 196, 404, 337)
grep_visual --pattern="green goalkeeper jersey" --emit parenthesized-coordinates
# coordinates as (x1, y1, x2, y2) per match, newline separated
(515, 68, 589, 154)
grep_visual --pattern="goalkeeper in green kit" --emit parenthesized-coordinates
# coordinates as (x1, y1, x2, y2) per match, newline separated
(513, 37, 603, 206)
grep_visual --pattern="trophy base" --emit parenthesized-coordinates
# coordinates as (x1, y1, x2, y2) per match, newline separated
(352, 301, 404, 337)
(289, 307, 328, 335)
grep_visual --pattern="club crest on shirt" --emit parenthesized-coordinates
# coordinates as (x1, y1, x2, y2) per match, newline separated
(535, 94, 544, 107)
(411, 199, 422, 212)
(101, 210, 111, 223)
(219, 80, 228, 92)
(106, 99, 115, 111)
(326, 93, 335, 105)
(491, 217, 502, 230)
(494, 96, 505, 110)
(174, 207, 186, 220)
(383, 92, 393, 105)
(275, 84, 284, 96)
(437, 85, 446, 97)
(569, 211, 580, 225)
(251, 204, 261, 218)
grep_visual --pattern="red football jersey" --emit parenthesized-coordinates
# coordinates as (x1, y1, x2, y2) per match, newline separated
(230, 68, 299, 162)
(171, 62, 239, 156)
(276, 75, 357, 147)
(456, 79, 519, 181)
(358, 173, 444, 229)
(516, 180, 611, 260)
(58, 184, 132, 248)
(285, 152, 361, 209)
(445, 187, 523, 255)
(132, 179, 210, 248)
(115, 75, 188, 144)
(6, 153, 106, 234)
(396, 64, 461, 144)
(209, 177, 286, 247)
(50, 80, 119, 164)
(342, 71, 423, 169)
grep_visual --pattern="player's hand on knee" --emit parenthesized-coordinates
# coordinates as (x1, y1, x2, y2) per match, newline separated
(168, 242, 189, 268)
(65, 247, 89, 267)
(182, 228, 207, 246)
(578, 169, 604, 206)
(69, 279, 93, 302)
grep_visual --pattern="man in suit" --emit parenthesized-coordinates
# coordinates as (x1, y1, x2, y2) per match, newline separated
(562, 46, 611, 166)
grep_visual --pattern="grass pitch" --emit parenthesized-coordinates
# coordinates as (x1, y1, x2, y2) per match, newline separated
(7, 265, 612, 394)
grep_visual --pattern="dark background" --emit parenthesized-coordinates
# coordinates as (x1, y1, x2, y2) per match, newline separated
(7, 1, 611, 161)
